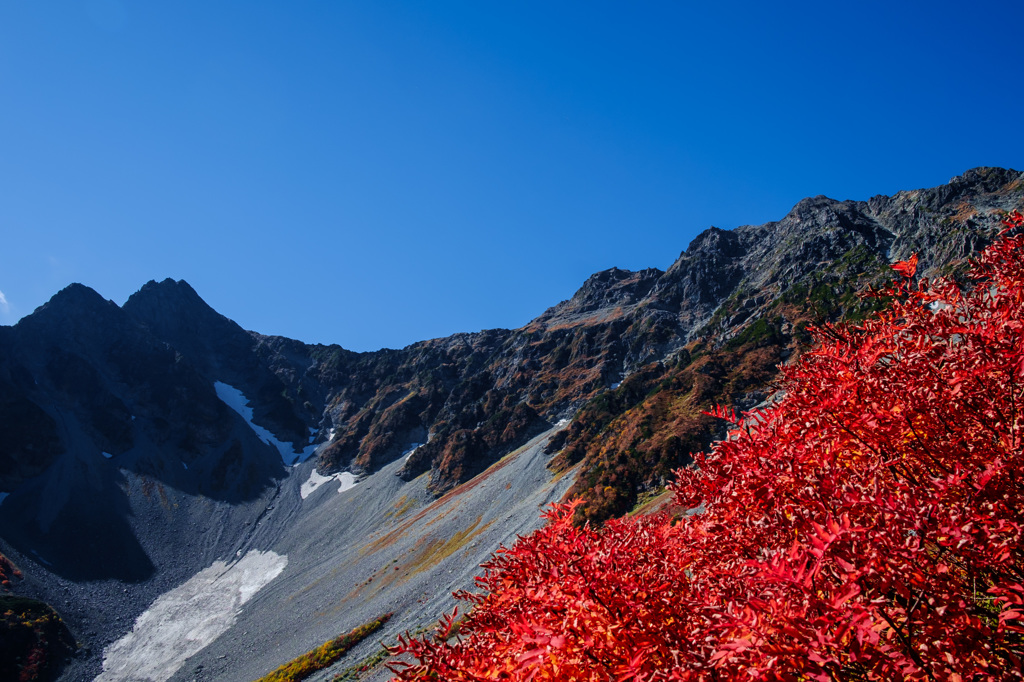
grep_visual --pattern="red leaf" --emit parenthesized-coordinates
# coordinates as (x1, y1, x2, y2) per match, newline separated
(892, 253, 918, 277)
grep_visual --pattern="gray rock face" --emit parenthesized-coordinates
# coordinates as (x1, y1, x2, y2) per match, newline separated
(535, 267, 664, 328)
(5, 167, 1022, 516)
(123, 278, 312, 447)
(29, 169, 1021, 503)
(0, 167, 1021, 680)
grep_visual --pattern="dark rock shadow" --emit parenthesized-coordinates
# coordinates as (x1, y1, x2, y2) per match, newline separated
(0, 465, 156, 583)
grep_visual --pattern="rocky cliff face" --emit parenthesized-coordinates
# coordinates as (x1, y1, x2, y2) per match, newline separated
(302, 167, 1022, 517)
(538, 167, 1024, 520)
(0, 281, 287, 584)
(0, 167, 1021, 679)
(5, 169, 1022, 515)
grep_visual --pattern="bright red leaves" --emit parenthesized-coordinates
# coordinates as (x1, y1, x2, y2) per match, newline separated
(391, 211, 1024, 681)
(891, 253, 919, 278)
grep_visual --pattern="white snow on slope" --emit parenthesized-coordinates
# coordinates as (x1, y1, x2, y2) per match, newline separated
(336, 471, 357, 493)
(213, 382, 317, 465)
(402, 442, 421, 462)
(300, 469, 335, 499)
(0, 492, 8, 507)
(97, 550, 287, 682)
(300, 470, 358, 500)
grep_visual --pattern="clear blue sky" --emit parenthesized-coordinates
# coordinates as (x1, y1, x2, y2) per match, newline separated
(2, 1, 1021, 351)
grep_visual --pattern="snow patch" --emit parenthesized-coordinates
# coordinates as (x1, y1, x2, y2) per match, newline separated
(611, 382, 621, 389)
(213, 382, 317, 465)
(402, 442, 422, 462)
(300, 469, 335, 499)
(97, 550, 287, 682)
(0, 492, 8, 506)
(300, 469, 359, 500)
(555, 419, 569, 427)
(336, 472, 357, 493)
(102, 452, 113, 459)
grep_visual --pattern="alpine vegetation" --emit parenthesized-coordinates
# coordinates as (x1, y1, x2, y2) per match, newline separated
(391, 212, 1024, 680)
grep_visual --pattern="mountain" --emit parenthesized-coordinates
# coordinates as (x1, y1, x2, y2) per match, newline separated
(0, 167, 1021, 681)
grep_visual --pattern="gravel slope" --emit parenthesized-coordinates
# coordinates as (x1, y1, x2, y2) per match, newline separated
(83, 425, 574, 682)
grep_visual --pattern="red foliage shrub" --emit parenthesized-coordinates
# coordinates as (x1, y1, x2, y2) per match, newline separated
(390, 211, 1024, 680)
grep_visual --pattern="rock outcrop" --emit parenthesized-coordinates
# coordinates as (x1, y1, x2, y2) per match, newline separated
(1, 167, 1021, 680)
(4, 169, 1021, 513)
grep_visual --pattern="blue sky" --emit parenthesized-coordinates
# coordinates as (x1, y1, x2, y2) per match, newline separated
(1, 1, 1021, 351)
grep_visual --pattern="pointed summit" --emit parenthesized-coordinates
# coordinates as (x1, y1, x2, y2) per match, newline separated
(123, 278, 310, 448)
(123, 278, 248, 353)
(15, 283, 127, 342)
(124, 278, 222, 324)
(533, 267, 662, 329)
(36, 282, 118, 316)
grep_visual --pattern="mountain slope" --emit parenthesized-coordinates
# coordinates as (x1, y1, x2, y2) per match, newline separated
(0, 167, 1020, 680)
(547, 166, 1024, 521)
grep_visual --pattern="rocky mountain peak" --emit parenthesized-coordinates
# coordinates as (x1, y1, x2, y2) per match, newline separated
(534, 267, 663, 330)
(122, 278, 250, 368)
(2, 168, 1023, 681)
(948, 166, 1018, 191)
(680, 225, 743, 258)
(123, 278, 230, 330)
(651, 226, 746, 320)
(13, 284, 132, 352)
(123, 279, 312, 449)
(47, 281, 110, 304)
(130, 277, 203, 304)
(24, 282, 119, 322)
